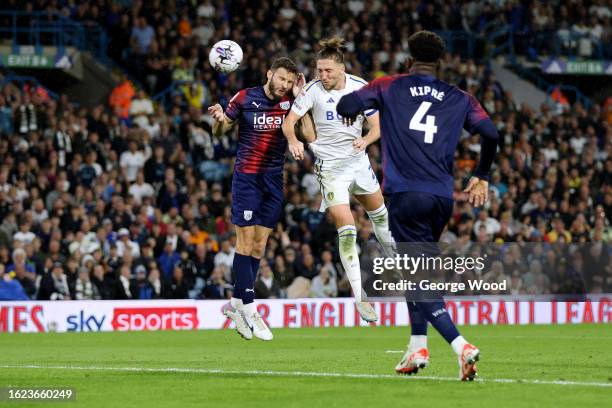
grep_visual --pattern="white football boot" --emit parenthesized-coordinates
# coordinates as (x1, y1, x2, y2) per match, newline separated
(356, 301, 379, 322)
(222, 302, 252, 340)
(245, 311, 273, 341)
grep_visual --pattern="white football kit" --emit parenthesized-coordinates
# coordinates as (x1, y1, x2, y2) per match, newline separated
(291, 74, 380, 211)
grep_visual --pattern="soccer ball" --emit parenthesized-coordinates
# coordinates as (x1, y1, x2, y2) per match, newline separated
(209, 40, 243, 74)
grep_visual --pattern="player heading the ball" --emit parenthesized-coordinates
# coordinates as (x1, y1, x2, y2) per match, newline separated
(208, 57, 305, 341)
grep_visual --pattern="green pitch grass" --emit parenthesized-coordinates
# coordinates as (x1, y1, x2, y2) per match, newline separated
(1, 324, 611, 407)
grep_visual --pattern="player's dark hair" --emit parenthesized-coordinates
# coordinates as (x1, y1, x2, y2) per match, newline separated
(317, 37, 347, 64)
(407, 31, 445, 63)
(270, 57, 298, 74)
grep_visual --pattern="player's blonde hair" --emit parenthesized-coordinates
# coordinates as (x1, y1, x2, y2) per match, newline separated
(317, 36, 347, 64)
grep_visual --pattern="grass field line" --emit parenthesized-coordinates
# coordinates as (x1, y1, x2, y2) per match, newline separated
(289, 335, 612, 340)
(2, 364, 611, 388)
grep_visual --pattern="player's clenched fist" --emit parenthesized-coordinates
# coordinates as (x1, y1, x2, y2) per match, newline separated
(288, 140, 304, 160)
(208, 104, 224, 122)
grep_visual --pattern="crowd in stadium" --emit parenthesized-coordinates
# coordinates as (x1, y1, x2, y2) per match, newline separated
(0, 0, 610, 301)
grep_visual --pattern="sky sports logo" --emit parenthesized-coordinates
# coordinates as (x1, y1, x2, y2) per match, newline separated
(111, 307, 199, 331)
(253, 113, 283, 130)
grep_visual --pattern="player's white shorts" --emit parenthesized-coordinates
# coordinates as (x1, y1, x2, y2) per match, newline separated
(314, 153, 380, 212)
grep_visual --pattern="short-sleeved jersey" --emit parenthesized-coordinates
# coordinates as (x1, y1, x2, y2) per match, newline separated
(351, 73, 490, 198)
(225, 86, 293, 173)
(291, 74, 376, 161)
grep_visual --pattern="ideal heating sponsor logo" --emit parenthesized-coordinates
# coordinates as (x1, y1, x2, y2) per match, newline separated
(252, 113, 283, 130)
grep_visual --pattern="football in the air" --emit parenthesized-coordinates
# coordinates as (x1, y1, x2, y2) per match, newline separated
(209, 40, 243, 73)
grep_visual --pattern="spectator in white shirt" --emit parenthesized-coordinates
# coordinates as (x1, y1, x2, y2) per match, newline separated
(13, 222, 36, 245)
(193, 16, 215, 46)
(120, 140, 147, 183)
(129, 89, 154, 129)
(129, 171, 155, 205)
(310, 266, 337, 298)
(196, 0, 215, 18)
(142, 115, 161, 139)
(473, 210, 501, 236)
(214, 239, 235, 282)
(115, 228, 140, 258)
(279, 0, 297, 20)
(31, 198, 49, 225)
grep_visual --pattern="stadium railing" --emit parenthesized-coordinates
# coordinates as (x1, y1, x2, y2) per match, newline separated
(435, 30, 476, 58)
(545, 84, 593, 109)
(493, 26, 607, 61)
(152, 81, 190, 110)
(486, 24, 517, 65)
(0, 11, 108, 64)
(510, 65, 592, 108)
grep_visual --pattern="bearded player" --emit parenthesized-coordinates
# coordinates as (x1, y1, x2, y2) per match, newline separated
(208, 57, 305, 341)
(282, 37, 396, 323)
(337, 31, 499, 381)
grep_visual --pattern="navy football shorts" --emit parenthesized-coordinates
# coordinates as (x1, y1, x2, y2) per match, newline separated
(387, 191, 453, 243)
(231, 170, 283, 229)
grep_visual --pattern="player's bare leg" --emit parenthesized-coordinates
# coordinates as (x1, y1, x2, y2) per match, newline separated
(328, 204, 377, 322)
(355, 189, 397, 257)
(251, 225, 272, 274)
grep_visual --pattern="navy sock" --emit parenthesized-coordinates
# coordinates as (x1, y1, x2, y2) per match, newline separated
(250, 257, 261, 281)
(233, 253, 254, 304)
(415, 300, 460, 344)
(407, 301, 428, 336)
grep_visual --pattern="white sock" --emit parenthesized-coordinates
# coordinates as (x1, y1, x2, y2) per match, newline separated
(230, 297, 243, 311)
(366, 205, 396, 256)
(337, 225, 363, 301)
(242, 302, 257, 316)
(451, 336, 468, 356)
(408, 335, 428, 353)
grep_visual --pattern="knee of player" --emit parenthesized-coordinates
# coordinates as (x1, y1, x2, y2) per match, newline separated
(236, 240, 254, 255)
(251, 240, 267, 258)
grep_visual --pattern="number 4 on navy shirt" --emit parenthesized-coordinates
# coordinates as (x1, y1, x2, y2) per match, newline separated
(338, 73, 499, 199)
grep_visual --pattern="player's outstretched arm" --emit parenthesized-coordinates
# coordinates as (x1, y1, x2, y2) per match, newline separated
(353, 112, 380, 151)
(282, 110, 305, 160)
(207, 103, 234, 137)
